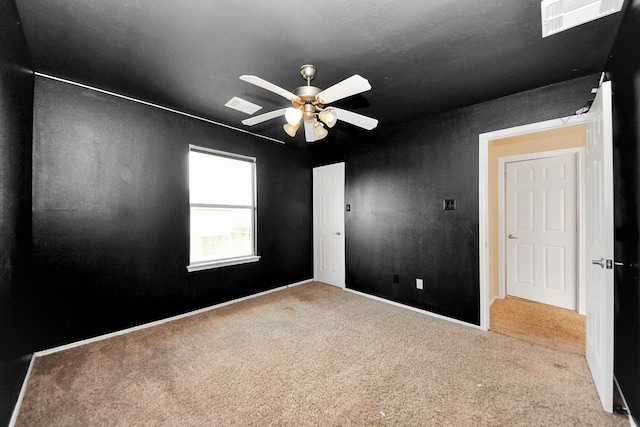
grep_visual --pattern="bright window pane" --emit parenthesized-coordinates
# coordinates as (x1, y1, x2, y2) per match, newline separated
(189, 151, 253, 206)
(190, 207, 253, 263)
(188, 147, 257, 268)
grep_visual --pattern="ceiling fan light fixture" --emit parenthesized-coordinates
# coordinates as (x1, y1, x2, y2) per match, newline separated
(283, 123, 300, 137)
(285, 107, 303, 125)
(313, 120, 328, 140)
(239, 64, 377, 142)
(319, 109, 338, 128)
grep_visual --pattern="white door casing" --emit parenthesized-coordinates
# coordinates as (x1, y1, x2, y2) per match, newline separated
(585, 81, 614, 413)
(505, 154, 577, 310)
(313, 163, 346, 288)
(479, 114, 590, 331)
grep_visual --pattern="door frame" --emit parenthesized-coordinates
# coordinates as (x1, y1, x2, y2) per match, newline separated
(479, 114, 590, 330)
(312, 162, 346, 288)
(497, 148, 585, 314)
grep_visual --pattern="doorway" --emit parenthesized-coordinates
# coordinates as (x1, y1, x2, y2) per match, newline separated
(479, 82, 615, 413)
(490, 132, 585, 352)
(483, 131, 589, 369)
(478, 119, 589, 330)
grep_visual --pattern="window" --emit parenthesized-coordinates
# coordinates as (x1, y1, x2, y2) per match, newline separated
(187, 146, 259, 272)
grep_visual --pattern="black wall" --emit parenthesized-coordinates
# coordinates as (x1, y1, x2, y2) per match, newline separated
(29, 77, 313, 351)
(0, 0, 34, 423)
(607, 0, 640, 420)
(313, 74, 600, 324)
(3, 0, 638, 423)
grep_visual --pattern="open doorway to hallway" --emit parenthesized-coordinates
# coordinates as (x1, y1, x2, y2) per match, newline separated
(480, 82, 619, 415)
(488, 124, 585, 354)
(489, 125, 586, 309)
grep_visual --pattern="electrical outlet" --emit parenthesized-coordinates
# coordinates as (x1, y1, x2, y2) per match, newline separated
(416, 278, 423, 289)
(393, 274, 399, 284)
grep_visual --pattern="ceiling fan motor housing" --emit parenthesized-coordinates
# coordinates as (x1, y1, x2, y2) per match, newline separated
(292, 85, 323, 119)
(292, 85, 322, 101)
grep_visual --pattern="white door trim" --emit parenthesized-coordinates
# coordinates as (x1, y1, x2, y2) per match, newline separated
(478, 114, 590, 330)
(497, 148, 585, 314)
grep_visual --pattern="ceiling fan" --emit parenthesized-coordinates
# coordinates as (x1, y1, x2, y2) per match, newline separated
(239, 64, 378, 142)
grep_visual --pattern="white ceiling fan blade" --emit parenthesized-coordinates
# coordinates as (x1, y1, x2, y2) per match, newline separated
(241, 108, 287, 126)
(316, 75, 372, 104)
(333, 107, 378, 130)
(239, 75, 300, 102)
(303, 119, 316, 142)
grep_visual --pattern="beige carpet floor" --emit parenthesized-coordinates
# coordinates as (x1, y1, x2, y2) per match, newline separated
(14, 282, 629, 426)
(490, 296, 586, 355)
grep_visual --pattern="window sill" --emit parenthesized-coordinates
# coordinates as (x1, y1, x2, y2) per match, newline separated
(186, 255, 261, 272)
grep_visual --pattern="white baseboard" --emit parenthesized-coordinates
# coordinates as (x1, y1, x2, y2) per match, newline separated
(344, 288, 484, 330)
(10, 278, 314, 425)
(8, 355, 36, 427)
(286, 278, 313, 288)
(35, 278, 314, 357)
(11, 279, 632, 426)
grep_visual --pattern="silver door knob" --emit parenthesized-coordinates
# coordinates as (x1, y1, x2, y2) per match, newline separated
(508, 234, 518, 239)
(592, 258, 606, 268)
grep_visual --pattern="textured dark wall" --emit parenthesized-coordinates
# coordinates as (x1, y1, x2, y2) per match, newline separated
(0, 0, 33, 423)
(312, 74, 601, 324)
(30, 77, 313, 351)
(607, 0, 640, 420)
(3, 5, 634, 423)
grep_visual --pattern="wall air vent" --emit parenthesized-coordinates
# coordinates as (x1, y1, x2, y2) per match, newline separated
(224, 96, 262, 115)
(541, 0, 624, 37)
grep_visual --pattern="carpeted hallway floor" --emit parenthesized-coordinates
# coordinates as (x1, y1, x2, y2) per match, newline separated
(489, 295, 586, 355)
(13, 282, 629, 426)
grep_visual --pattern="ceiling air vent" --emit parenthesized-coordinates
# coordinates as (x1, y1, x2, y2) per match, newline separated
(224, 96, 262, 115)
(541, 0, 624, 37)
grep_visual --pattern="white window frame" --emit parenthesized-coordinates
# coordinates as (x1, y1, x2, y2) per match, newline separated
(187, 145, 260, 272)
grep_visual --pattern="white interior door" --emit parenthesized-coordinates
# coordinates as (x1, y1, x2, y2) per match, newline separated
(505, 154, 577, 310)
(585, 81, 614, 413)
(313, 163, 345, 288)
